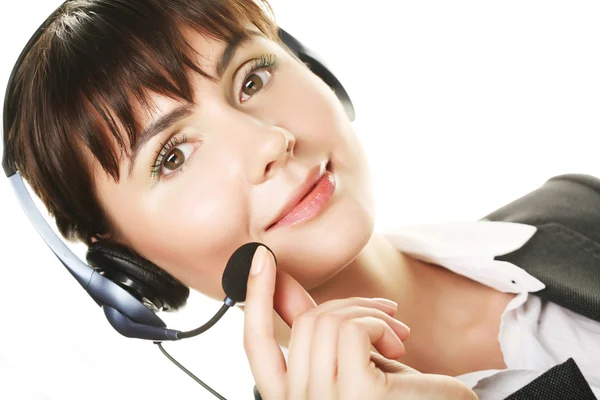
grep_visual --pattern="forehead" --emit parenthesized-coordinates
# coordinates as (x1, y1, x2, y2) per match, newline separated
(182, 27, 230, 65)
(183, 27, 271, 70)
(138, 29, 275, 111)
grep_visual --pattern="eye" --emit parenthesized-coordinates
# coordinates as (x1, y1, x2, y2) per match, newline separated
(236, 53, 276, 103)
(151, 134, 198, 181)
(160, 142, 195, 176)
(240, 69, 272, 103)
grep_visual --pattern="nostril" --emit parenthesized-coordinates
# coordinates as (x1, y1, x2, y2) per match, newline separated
(265, 161, 274, 175)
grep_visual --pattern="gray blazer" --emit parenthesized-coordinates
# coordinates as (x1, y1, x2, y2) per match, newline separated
(484, 173, 599, 399)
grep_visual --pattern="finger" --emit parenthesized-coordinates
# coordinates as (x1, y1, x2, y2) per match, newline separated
(324, 306, 410, 344)
(271, 260, 401, 331)
(269, 267, 318, 399)
(350, 316, 405, 360)
(337, 317, 405, 389)
(285, 312, 313, 399)
(243, 245, 286, 399)
(306, 306, 408, 395)
(273, 268, 317, 326)
(307, 314, 341, 399)
(287, 305, 407, 399)
(310, 297, 399, 320)
(277, 293, 399, 330)
(369, 352, 419, 375)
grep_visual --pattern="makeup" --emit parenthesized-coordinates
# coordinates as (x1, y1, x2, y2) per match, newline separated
(268, 166, 336, 230)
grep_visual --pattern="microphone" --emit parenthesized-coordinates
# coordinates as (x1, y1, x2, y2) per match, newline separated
(153, 243, 276, 400)
(174, 242, 275, 339)
(222, 242, 276, 303)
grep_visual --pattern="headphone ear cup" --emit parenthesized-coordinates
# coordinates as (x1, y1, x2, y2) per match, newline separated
(298, 53, 355, 121)
(86, 240, 189, 312)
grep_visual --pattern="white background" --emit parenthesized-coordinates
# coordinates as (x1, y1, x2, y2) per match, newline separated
(1, 1, 599, 399)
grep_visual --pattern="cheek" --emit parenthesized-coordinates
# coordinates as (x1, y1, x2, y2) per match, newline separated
(252, 60, 351, 146)
(267, 63, 368, 184)
(114, 176, 249, 299)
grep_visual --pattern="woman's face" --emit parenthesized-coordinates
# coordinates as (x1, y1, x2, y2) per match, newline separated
(92, 29, 374, 300)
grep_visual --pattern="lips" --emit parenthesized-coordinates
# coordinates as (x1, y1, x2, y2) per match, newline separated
(267, 161, 335, 230)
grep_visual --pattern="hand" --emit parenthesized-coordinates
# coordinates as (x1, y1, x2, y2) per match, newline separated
(243, 246, 478, 400)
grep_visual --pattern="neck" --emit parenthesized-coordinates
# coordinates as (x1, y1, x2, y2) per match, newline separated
(307, 232, 448, 333)
(308, 232, 415, 309)
(306, 231, 511, 375)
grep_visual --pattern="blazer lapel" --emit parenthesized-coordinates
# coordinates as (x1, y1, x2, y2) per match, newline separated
(483, 174, 600, 324)
(494, 222, 600, 323)
(505, 358, 596, 400)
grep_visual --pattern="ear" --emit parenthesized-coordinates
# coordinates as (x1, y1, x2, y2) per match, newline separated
(90, 231, 112, 244)
(86, 240, 190, 312)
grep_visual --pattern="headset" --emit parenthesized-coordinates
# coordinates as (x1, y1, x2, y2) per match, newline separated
(2, 1, 355, 398)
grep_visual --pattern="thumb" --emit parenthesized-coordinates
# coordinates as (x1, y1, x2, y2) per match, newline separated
(272, 266, 317, 328)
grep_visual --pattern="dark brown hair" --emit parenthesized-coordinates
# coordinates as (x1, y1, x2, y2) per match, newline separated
(5, 0, 278, 244)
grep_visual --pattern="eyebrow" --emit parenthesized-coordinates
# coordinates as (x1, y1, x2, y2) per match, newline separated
(216, 31, 261, 78)
(128, 31, 263, 174)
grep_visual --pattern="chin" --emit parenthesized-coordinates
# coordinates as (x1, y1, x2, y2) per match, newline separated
(269, 194, 375, 291)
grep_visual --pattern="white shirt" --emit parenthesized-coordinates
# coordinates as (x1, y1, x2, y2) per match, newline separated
(381, 221, 600, 400)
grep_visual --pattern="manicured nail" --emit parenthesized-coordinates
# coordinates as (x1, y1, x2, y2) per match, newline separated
(373, 298, 398, 309)
(250, 246, 267, 275)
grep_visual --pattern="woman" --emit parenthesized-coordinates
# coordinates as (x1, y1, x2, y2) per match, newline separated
(2, 0, 598, 399)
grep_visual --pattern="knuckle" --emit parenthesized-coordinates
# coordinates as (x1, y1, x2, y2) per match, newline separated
(340, 319, 363, 335)
(346, 305, 366, 314)
(314, 312, 341, 329)
(370, 308, 388, 319)
(297, 311, 313, 325)
(293, 312, 314, 331)
(322, 297, 347, 309)
(348, 296, 365, 304)
(353, 305, 386, 320)
(331, 296, 361, 307)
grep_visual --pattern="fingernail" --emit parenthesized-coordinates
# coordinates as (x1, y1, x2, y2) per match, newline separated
(250, 246, 267, 276)
(396, 320, 411, 334)
(373, 298, 398, 309)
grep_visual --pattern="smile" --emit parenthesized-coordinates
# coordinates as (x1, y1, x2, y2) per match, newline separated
(267, 161, 336, 230)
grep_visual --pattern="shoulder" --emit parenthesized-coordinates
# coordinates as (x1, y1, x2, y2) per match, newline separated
(549, 173, 600, 191)
(483, 173, 600, 233)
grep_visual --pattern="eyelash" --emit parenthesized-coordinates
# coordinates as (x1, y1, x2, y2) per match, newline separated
(238, 53, 277, 102)
(150, 134, 188, 180)
(150, 53, 277, 181)
(246, 53, 277, 80)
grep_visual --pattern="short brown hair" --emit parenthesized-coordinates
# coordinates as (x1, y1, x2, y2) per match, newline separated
(5, 0, 278, 244)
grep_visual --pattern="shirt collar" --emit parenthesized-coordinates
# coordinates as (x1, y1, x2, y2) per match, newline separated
(379, 221, 546, 293)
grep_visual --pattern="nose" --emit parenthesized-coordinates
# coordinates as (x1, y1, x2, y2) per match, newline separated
(247, 124, 296, 184)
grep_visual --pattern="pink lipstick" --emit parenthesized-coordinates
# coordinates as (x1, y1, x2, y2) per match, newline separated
(268, 168, 336, 230)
